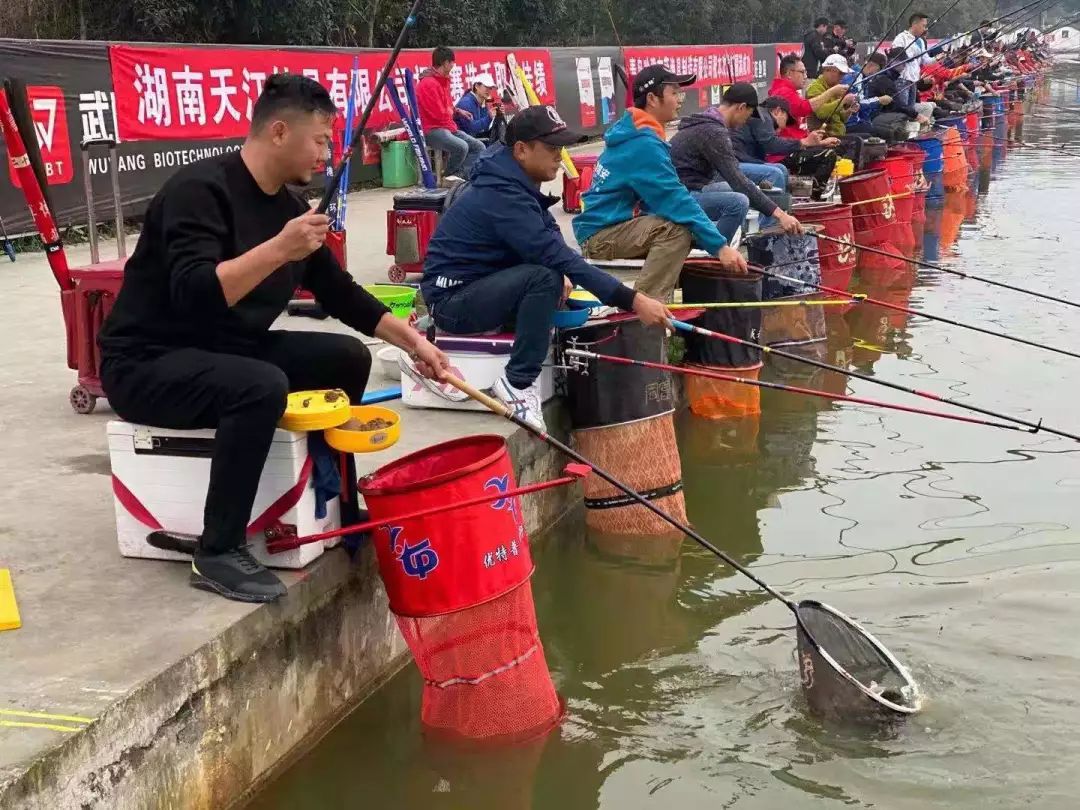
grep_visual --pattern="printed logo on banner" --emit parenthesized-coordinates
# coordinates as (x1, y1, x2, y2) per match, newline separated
(7, 86, 73, 187)
(575, 57, 596, 128)
(387, 525, 439, 580)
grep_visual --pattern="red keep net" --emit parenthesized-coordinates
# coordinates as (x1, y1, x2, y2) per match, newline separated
(359, 435, 563, 741)
(397, 580, 563, 742)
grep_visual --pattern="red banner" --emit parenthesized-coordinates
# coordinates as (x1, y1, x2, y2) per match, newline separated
(622, 45, 756, 89)
(109, 45, 555, 142)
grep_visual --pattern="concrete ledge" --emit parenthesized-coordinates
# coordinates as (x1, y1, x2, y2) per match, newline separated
(1, 401, 577, 810)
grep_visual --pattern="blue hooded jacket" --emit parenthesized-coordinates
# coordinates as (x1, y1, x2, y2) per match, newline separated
(421, 145, 637, 312)
(454, 91, 493, 137)
(572, 108, 727, 255)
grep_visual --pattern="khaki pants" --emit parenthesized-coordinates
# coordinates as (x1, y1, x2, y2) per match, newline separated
(581, 215, 692, 302)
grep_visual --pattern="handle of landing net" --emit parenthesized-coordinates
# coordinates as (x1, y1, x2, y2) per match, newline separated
(442, 372, 514, 418)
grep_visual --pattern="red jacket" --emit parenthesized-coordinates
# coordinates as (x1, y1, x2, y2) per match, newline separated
(766, 123, 809, 162)
(415, 69, 457, 133)
(767, 77, 814, 126)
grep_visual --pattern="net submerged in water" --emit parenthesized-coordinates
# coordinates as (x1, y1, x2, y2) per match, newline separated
(795, 600, 921, 722)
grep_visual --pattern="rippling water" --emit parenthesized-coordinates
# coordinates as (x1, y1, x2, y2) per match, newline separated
(250, 71, 1080, 809)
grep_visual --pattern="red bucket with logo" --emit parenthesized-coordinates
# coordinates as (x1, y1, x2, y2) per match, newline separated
(791, 202, 856, 295)
(360, 435, 562, 741)
(864, 156, 915, 249)
(888, 145, 928, 224)
(838, 170, 896, 248)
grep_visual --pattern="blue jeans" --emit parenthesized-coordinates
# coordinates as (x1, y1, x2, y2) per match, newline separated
(895, 84, 916, 109)
(425, 127, 484, 177)
(690, 183, 750, 242)
(430, 264, 561, 389)
(738, 162, 789, 191)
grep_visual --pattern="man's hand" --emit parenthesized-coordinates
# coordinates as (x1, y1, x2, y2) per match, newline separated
(916, 114, 931, 125)
(409, 337, 450, 381)
(561, 276, 573, 306)
(878, 95, 893, 106)
(801, 129, 827, 147)
(842, 93, 858, 107)
(775, 210, 803, 235)
(716, 244, 748, 274)
(274, 211, 330, 262)
(456, 108, 474, 120)
(828, 83, 848, 98)
(631, 292, 670, 328)
(822, 136, 841, 147)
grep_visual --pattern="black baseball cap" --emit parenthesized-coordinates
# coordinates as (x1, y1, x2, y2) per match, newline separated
(632, 63, 696, 100)
(760, 95, 791, 116)
(722, 82, 758, 108)
(504, 105, 587, 147)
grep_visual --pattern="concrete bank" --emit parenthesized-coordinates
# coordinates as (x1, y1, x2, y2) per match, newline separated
(0, 182, 598, 808)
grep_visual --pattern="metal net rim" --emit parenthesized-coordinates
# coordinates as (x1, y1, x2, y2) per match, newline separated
(796, 599, 923, 714)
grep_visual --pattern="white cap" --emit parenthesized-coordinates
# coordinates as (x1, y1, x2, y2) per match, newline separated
(472, 73, 496, 87)
(821, 54, 852, 73)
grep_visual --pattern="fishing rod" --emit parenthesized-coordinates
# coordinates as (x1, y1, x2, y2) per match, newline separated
(669, 298, 854, 310)
(813, 233, 1080, 310)
(668, 318, 1080, 440)
(317, 0, 423, 213)
(962, 128, 1080, 156)
(748, 264, 1080, 361)
(563, 347, 1028, 432)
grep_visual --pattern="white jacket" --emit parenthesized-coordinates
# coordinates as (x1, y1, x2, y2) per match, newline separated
(892, 31, 933, 85)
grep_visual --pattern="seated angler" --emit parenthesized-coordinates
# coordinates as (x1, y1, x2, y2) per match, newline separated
(98, 75, 449, 603)
(454, 73, 498, 142)
(669, 83, 802, 238)
(420, 105, 670, 431)
(417, 46, 485, 180)
(735, 95, 841, 201)
(572, 64, 747, 304)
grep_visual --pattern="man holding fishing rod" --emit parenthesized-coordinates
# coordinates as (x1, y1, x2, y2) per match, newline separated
(98, 75, 450, 603)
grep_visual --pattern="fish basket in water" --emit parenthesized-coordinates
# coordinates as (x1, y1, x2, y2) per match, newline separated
(795, 600, 920, 723)
(684, 361, 764, 419)
(744, 229, 821, 299)
(572, 412, 686, 536)
(760, 294, 827, 348)
(359, 435, 563, 741)
(791, 202, 856, 294)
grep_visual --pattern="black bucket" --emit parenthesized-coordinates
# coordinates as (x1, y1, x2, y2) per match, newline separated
(680, 261, 763, 368)
(560, 317, 672, 430)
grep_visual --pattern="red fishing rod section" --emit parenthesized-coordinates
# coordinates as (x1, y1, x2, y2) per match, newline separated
(563, 348, 1031, 432)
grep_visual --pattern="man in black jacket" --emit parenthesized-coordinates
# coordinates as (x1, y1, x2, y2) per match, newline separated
(98, 75, 449, 603)
(802, 17, 831, 78)
(824, 20, 857, 62)
(670, 83, 802, 238)
(866, 46, 932, 138)
(742, 96, 841, 199)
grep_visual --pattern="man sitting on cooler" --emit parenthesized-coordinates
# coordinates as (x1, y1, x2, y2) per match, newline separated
(573, 64, 747, 304)
(416, 46, 485, 180)
(420, 105, 669, 431)
(98, 75, 448, 603)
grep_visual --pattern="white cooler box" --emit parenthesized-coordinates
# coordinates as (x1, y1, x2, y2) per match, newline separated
(107, 421, 341, 570)
(400, 332, 555, 412)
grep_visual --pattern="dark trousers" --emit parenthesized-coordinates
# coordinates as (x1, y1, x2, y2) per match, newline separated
(430, 264, 561, 389)
(102, 331, 372, 552)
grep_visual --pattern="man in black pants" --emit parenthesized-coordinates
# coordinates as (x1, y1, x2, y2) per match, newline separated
(99, 75, 448, 603)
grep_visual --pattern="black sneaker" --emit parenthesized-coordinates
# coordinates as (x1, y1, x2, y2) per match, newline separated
(190, 546, 287, 603)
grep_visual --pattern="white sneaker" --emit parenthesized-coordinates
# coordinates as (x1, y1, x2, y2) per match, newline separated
(490, 376, 546, 431)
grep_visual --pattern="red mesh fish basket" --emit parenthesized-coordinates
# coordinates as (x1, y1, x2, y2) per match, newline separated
(791, 202, 856, 294)
(838, 170, 896, 248)
(359, 435, 562, 741)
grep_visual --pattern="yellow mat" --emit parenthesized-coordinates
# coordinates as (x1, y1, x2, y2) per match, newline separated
(0, 569, 21, 631)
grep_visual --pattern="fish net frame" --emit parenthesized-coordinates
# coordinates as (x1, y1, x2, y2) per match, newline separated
(794, 599, 921, 721)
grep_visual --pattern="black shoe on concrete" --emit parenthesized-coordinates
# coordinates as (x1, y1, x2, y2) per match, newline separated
(190, 546, 287, 603)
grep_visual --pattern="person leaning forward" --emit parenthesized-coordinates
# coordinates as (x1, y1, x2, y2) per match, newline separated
(98, 75, 449, 604)
(572, 64, 747, 304)
(421, 105, 669, 433)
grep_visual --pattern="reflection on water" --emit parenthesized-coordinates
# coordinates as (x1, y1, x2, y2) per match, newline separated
(251, 72, 1080, 809)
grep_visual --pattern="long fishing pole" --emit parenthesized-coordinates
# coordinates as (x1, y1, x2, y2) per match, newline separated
(959, 126, 1080, 156)
(669, 298, 856, 310)
(813, 233, 1080, 310)
(317, 0, 423, 213)
(668, 318, 1080, 440)
(747, 264, 1080, 361)
(443, 372, 795, 606)
(563, 348, 1029, 432)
